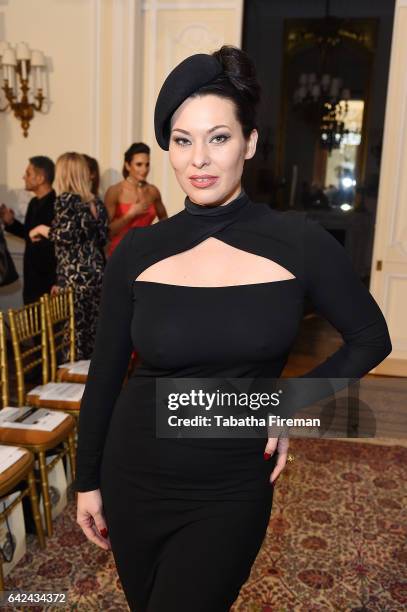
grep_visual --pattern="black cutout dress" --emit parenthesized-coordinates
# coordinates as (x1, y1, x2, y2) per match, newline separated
(75, 191, 391, 611)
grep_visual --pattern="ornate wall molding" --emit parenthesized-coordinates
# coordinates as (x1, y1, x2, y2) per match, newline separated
(141, 0, 244, 214)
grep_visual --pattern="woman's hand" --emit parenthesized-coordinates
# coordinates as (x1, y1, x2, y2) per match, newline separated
(124, 202, 147, 220)
(264, 435, 290, 484)
(76, 489, 111, 550)
(29, 224, 50, 242)
(50, 285, 60, 296)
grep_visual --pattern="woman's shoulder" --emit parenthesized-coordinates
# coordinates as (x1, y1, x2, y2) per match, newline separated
(253, 205, 347, 261)
(58, 191, 79, 201)
(247, 201, 308, 237)
(146, 183, 161, 199)
(56, 192, 82, 208)
(106, 181, 124, 193)
(105, 181, 124, 201)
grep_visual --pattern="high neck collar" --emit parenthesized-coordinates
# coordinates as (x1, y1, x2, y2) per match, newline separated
(184, 190, 250, 217)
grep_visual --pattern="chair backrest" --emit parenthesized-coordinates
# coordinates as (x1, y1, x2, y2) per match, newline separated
(8, 300, 48, 406)
(42, 288, 75, 381)
(0, 311, 9, 408)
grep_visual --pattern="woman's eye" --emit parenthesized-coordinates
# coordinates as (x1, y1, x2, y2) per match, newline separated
(211, 134, 230, 144)
(172, 134, 230, 146)
(173, 137, 190, 146)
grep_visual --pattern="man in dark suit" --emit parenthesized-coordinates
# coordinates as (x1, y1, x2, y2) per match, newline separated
(0, 156, 57, 304)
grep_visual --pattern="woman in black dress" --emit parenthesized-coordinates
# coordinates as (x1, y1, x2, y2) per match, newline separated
(75, 47, 392, 611)
(29, 152, 108, 359)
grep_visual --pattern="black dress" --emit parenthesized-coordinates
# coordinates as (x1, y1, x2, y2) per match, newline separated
(5, 190, 57, 304)
(48, 192, 108, 359)
(75, 191, 391, 612)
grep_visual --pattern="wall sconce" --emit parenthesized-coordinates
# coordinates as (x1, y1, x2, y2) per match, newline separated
(0, 41, 47, 137)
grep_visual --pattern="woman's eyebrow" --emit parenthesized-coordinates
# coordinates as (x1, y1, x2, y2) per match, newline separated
(171, 125, 230, 135)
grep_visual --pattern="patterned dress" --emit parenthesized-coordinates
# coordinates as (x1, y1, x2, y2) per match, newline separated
(49, 192, 108, 359)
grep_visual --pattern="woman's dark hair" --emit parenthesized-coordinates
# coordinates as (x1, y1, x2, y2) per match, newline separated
(83, 154, 100, 196)
(29, 156, 55, 185)
(191, 45, 261, 140)
(122, 142, 150, 178)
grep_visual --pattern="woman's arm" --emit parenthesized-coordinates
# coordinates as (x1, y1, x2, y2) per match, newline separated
(104, 185, 119, 223)
(105, 185, 127, 237)
(301, 218, 392, 378)
(270, 216, 392, 433)
(75, 229, 135, 491)
(105, 184, 143, 237)
(152, 187, 168, 220)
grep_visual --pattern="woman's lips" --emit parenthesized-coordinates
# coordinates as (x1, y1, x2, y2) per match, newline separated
(189, 176, 219, 189)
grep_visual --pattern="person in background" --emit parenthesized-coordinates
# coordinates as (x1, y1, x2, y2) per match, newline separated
(83, 154, 101, 197)
(104, 142, 168, 256)
(0, 156, 57, 304)
(29, 152, 108, 359)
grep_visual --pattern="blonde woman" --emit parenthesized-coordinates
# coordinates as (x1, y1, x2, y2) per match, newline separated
(29, 152, 108, 359)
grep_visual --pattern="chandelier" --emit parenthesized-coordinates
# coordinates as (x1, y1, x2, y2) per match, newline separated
(0, 41, 47, 137)
(294, 73, 350, 152)
(291, 0, 358, 152)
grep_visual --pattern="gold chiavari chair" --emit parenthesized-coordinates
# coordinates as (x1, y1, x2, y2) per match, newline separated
(5, 305, 76, 536)
(0, 446, 45, 590)
(9, 298, 83, 419)
(43, 288, 89, 384)
(0, 312, 45, 586)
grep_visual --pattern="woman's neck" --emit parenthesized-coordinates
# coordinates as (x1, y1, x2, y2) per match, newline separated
(189, 183, 242, 208)
(126, 176, 147, 188)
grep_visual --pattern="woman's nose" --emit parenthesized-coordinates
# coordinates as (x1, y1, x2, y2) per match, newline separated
(191, 142, 210, 168)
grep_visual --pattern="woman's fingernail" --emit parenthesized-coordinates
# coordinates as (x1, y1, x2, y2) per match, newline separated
(100, 528, 108, 538)
(264, 452, 272, 460)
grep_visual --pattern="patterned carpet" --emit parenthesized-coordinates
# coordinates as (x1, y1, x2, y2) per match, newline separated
(4, 438, 407, 611)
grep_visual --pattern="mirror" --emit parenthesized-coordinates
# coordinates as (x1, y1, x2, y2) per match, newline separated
(276, 16, 377, 212)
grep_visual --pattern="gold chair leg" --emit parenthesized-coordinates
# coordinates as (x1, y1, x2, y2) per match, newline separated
(0, 559, 4, 595)
(38, 451, 53, 537)
(0, 559, 4, 592)
(27, 468, 46, 549)
(67, 432, 76, 482)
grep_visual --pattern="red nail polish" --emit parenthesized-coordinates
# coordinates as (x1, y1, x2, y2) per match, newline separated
(264, 452, 271, 460)
(100, 528, 108, 538)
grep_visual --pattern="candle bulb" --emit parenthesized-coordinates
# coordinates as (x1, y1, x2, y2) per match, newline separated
(31, 50, 45, 92)
(31, 50, 45, 67)
(2, 47, 17, 91)
(5, 65, 10, 85)
(9, 66, 14, 91)
(16, 42, 30, 60)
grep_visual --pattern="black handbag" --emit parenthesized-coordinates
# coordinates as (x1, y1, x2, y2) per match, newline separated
(0, 225, 19, 286)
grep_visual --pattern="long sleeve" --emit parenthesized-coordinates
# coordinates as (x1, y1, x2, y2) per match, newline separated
(268, 217, 393, 426)
(301, 217, 392, 378)
(92, 198, 109, 251)
(6, 217, 27, 239)
(75, 230, 135, 491)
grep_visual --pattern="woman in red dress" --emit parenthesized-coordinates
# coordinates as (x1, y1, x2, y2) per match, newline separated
(105, 142, 168, 256)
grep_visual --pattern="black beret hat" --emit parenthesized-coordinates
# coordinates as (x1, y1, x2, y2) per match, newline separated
(154, 54, 223, 150)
